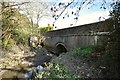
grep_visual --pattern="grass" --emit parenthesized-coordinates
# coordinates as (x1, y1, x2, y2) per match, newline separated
(36, 61, 80, 79)
(35, 45, 105, 79)
(71, 45, 103, 58)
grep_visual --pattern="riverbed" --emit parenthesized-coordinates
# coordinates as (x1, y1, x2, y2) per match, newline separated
(0, 46, 55, 79)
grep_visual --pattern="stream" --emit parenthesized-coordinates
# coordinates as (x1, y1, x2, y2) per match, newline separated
(0, 47, 56, 79)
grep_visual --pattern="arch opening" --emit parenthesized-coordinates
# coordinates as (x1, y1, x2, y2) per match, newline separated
(56, 43, 67, 55)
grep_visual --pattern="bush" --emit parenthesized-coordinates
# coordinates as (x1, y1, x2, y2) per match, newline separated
(36, 62, 80, 78)
(71, 45, 99, 57)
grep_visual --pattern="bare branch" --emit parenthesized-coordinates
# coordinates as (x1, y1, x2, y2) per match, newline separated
(53, 0, 75, 24)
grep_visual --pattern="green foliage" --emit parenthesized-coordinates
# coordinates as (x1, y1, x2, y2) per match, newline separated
(1, 2, 53, 49)
(38, 26, 53, 34)
(1, 3, 16, 48)
(1, 3, 29, 48)
(14, 30, 29, 45)
(71, 45, 98, 57)
(36, 62, 80, 78)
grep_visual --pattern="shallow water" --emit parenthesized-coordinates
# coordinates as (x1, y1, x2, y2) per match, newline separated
(1, 48, 55, 79)
(1, 70, 24, 78)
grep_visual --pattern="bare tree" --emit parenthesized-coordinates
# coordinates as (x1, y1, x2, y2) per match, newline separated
(21, 2, 51, 27)
(51, 0, 119, 26)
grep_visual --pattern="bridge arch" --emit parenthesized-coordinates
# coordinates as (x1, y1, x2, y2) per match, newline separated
(56, 42, 67, 54)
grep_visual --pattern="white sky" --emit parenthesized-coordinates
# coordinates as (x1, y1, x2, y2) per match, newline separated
(37, 0, 112, 30)
(76, 11, 110, 25)
(38, 10, 110, 29)
(2, 0, 113, 30)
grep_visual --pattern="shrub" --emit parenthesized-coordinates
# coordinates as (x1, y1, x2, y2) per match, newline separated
(36, 62, 80, 78)
(71, 45, 99, 57)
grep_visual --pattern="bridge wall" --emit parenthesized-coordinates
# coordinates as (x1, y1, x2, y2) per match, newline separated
(44, 19, 113, 37)
(43, 19, 113, 54)
(44, 35, 107, 53)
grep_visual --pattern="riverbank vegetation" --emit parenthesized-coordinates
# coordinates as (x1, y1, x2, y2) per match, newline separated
(36, 62, 80, 78)
(1, 2, 53, 50)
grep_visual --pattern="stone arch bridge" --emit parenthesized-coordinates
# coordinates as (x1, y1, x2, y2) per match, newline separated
(42, 19, 113, 55)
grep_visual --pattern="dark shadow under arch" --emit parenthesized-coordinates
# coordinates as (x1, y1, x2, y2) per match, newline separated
(56, 43, 67, 55)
